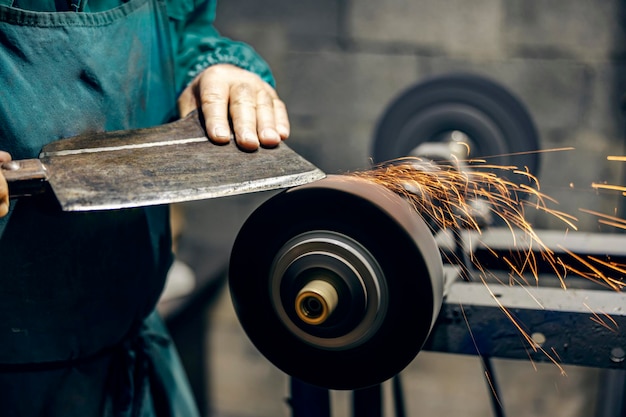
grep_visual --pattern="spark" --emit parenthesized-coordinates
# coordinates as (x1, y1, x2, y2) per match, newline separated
(349, 153, 624, 369)
(583, 302, 619, 333)
(556, 245, 624, 291)
(479, 275, 565, 374)
(459, 303, 506, 408)
(598, 219, 626, 230)
(591, 183, 626, 193)
(607, 156, 626, 162)
(350, 156, 575, 287)
(477, 147, 575, 161)
(550, 347, 562, 362)
(579, 208, 626, 230)
(352, 156, 625, 293)
(578, 153, 626, 286)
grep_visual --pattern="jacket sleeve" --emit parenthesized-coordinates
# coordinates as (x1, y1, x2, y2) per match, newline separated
(167, 0, 275, 93)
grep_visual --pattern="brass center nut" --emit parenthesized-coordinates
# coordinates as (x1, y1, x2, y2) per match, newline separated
(295, 280, 339, 325)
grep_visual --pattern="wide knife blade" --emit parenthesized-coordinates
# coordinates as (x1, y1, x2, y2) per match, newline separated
(1, 113, 325, 211)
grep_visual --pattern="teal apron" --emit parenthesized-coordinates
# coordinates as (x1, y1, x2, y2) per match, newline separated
(0, 1, 198, 415)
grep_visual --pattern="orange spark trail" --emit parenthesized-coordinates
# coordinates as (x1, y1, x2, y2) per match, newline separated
(579, 208, 626, 230)
(591, 183, 626, 193)
(584, 302, 619, 333)
(350, 156, 575, 285)
(477, 147, 575, 161)
(607, 156, 626, 162)
(598, 220, 626, 230)
(349, 153, 625, 368)
(578, 155, 626, 281)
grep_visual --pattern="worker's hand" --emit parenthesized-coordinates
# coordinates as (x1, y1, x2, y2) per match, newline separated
(178, 64, 290, 152)
(0, 151, 11, 217)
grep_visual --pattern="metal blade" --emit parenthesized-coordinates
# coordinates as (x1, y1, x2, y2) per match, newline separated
(34, 114, 325, 211)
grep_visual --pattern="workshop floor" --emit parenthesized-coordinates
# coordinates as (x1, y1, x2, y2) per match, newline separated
(174, 194, 605, 417)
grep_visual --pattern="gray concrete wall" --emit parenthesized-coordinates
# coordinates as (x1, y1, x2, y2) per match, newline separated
(215, 0, 626, 232)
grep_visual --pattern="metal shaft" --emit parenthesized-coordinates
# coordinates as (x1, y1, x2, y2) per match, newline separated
(295, 280, 339, 325)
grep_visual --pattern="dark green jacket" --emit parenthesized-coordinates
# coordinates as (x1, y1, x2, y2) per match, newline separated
(0, 1, 274, 415)
(9, 0, 275, 89)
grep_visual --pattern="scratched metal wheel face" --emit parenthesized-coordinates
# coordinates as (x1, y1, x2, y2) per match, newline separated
(269, 230, 388, 350)
(229, 175, 445, 390)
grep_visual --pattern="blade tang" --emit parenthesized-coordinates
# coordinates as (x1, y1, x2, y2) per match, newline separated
(2, 159, 49, 197)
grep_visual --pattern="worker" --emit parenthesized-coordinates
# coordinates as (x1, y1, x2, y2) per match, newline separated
(0, 1, 288, 416)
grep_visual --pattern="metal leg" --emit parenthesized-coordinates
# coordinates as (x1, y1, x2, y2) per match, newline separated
(595, 369, 626, 417)
(352, 384, 382, 417)
(392, 375, 407, 417)
(289, 378, 331, 417)
(482, 357, 506, 417)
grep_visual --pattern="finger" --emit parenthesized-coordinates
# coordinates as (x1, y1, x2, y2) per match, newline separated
(177, 86, 198, 118)
(0, 153, 9, 217)
(199, 79, 232, 144)
(273, 98, 290, 139)
(229, 83, 259, 151)
(0, 151, 11, 162)
(256, 90, 280, 147)
(0, 177, 8, 218)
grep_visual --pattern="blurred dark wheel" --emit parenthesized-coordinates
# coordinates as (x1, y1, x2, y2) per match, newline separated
(373, 73, 541, 179)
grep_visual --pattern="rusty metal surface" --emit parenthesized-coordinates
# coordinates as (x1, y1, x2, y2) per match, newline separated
(6, 113, 325, 211)
(41, 113, 208, 155)
(42, 139, 325, 211)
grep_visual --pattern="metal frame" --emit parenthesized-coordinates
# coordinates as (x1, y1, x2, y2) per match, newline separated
(427, 227, 626, 370)
(425, 277, 626, 369)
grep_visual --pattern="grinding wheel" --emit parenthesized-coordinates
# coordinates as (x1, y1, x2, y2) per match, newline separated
(229, 175, 444, 390)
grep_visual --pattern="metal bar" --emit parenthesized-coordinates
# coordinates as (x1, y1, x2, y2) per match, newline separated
(392, 375, 407, 417)
(424, 280, 626, 370)
(594, 369, 626, 417)
(352, 384, 382, 417)
(289, 378, 331, 417)
(482, 357, 506, 417)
